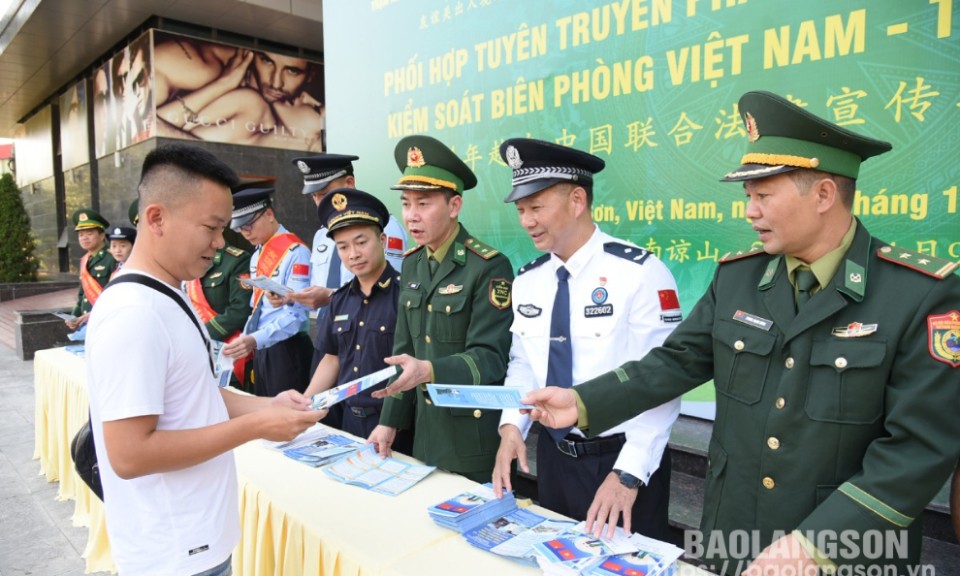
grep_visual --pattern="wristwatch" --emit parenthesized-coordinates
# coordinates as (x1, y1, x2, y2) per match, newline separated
(613, 468, 642, 489)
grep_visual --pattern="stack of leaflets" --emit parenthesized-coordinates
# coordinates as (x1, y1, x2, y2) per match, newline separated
(535, 528, 683, 576)
(427, 484, 517, 533)
(270, 425, 362, 468)
(322, 445, 435, 496)
(463, 507, 578, 565)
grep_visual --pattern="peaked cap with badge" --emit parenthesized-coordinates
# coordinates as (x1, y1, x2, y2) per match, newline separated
(292, 154, 359, 195)
(106, 226, 137, 243)
(317, 187, 390, 237)
(390, 134, 477, 194)
(499, 138, 606, 203)
(72, 208, 109, 231)
(721, 90, 892, 182)
(231, 183, 275, 230)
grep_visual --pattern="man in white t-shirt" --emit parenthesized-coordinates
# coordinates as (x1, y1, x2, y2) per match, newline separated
(86, 143, 325, 575)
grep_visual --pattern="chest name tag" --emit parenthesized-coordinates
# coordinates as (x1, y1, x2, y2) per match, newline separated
(733, 310, 773, 331)
(584, 304, 614, 317)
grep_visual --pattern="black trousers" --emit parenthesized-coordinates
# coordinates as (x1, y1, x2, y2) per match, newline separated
(253, 333, 313, 397)
(536, 430, 671, 540)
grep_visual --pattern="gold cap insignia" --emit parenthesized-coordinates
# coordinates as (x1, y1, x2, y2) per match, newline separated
(407, 146, 425, 168)
(78, 213, 89, 221)
(332, 193, 348, 211)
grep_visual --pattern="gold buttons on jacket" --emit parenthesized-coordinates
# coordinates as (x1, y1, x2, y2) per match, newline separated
(785, 357, 795, 369)
(355, 345, 361, 350)
(767, 437, 781, 450)
(473, 409, 482, 419)
(380, 325, 386, 331)
(775, 397, 786, 409)
(734, 340, 745, 351)
(425, 398, 432, 406)
(363, 299, 368, 305)
(835, 357, 848, 369)
(359, 321, 364, 327)
(425, 335, 431, 344)
(428, 304, 433, 312)
(445, 305, 451, 313)
(762, 477, 776, 489)
(353, 367, 359, 373)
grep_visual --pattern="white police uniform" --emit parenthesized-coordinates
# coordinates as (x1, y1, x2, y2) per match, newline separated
(501, 225, 682, 537)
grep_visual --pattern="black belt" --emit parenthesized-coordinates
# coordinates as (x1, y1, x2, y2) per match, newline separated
(555, 433, 626, 459)
(349, 406, 380, 419)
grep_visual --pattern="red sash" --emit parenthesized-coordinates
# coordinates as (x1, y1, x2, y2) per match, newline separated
(79, 253, 105, 307)
(253, 232, 304, 308)
(186, 277, 252, 386)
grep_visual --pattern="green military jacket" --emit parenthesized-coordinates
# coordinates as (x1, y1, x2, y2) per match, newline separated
(576, 221, 960, 573)
(379, 225, 514, 478)
(200, 245, 252, 341)
(72, 247, 117, 316)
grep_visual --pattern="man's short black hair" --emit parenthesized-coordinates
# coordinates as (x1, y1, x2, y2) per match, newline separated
(140, 144, 239, 189)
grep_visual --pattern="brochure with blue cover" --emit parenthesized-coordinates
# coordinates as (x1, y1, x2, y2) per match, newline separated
(425, 384, 529, 410)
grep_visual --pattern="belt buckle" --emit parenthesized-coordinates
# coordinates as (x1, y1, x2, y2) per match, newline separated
(556, 438, 579, 458)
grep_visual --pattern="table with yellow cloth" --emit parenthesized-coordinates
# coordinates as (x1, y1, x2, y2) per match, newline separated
(33, 347, 712, 576)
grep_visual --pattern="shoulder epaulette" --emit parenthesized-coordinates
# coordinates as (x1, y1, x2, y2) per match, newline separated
(719, 246, 765, 263)
(603, 242, 650, 265)
(225, 246, 245, 257)
(877, 246, 958, 279)
(464, 237, 500, 260)
(403, 244, 424, 257)
(518, 253, 551, 275)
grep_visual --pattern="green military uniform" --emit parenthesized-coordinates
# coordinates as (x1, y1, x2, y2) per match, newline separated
(573, 92, 960, 574)
(378, 135, 514, 481)
(71, 208, 118, 316)
(198, 245, 253, 341)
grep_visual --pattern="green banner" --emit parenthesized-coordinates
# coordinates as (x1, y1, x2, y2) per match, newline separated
(325, 0, 959, 415)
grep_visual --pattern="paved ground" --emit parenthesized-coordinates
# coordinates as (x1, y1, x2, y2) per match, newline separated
(0, 344, 109, 576)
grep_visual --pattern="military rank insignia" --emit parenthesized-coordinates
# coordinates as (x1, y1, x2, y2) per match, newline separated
(927, 310, 960, 367)
(489, 278, 511, 310)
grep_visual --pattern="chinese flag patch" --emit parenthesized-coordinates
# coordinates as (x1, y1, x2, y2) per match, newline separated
(387, 236, 404, 251)
(293, 263, 309, 276)
(658, 289, 680, 310)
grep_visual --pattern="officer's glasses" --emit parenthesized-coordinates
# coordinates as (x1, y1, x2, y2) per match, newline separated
(235, 209, 266, 232)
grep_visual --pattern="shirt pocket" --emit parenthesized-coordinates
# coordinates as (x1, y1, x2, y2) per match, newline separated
(712, 318, 777, 405)
(572, 314, 619, 360)
(400, 290, 423, 339)
(805, 340, 887, 424)
(430, 293, 469, 343)
(332, 318, 355, 353)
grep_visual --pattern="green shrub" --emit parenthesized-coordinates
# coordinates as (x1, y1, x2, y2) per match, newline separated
(0, 172, 39, 282)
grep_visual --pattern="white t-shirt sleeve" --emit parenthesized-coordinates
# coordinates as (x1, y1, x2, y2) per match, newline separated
(90, 303, 171, 422)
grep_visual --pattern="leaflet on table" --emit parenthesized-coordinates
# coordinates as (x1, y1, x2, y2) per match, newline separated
(539, 532, 683, 576)
(52, 311, 76, 321)
(67, 324, 87, 341)
(462, 507, 577, 566)
(532, 524, 639, 565)
(310, 366, 397, 410)
(427, 484, 518, 532)
(425, 384, 530, 410)
(240, 275, 292, 296)
(322, 445, 435, 496)
(262, 423, 331, 451)
(282, 433, 360, 468)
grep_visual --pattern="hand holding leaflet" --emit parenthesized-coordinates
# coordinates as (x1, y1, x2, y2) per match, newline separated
(240, 275, 293, 296)
(310, 366, 398, 410)
(426, 384, 531, 410)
